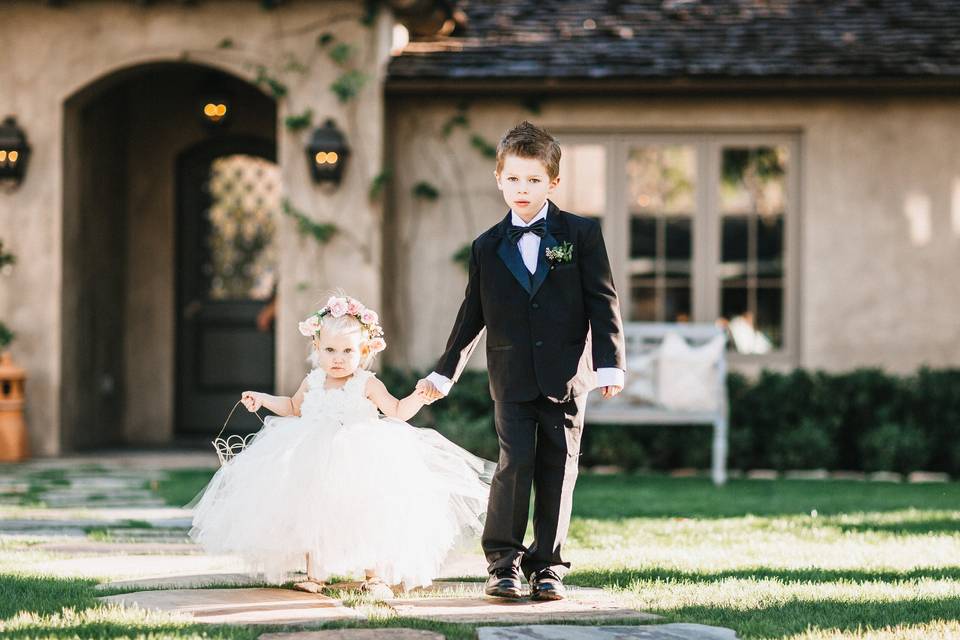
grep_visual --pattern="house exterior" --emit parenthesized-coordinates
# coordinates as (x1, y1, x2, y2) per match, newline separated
(1, 0, 959, 455)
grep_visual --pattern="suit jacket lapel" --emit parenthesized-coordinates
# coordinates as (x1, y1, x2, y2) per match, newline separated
(530, 202, 566, 299)
(529, 232, 557, 298)
(495, 213, 532, 294)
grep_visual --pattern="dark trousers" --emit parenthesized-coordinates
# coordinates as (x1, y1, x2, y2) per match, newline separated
(481, 393, 587, 580)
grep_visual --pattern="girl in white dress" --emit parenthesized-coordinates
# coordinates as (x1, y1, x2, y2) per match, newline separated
(189, 294, 493, 595)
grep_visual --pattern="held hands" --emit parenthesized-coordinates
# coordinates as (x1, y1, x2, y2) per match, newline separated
(415, 379, 444, 404)
(600, 385, 623, 400)
(241, 391, 265, 412)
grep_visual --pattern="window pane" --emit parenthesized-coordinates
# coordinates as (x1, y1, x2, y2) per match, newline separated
(627, 145, 695, 322)
(554, 144, 606, 217)
(664, 286, 691, 323)
(756, 286, 784, 348)
(630, 216, 657, 259)
(757, 215, 784, 277)
(629, 280, 657, 321)
(203, 154, 279, 301)
(718, 145, 788, 351)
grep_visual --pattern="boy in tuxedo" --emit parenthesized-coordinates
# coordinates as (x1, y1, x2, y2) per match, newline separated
(418, 121, 625, 600)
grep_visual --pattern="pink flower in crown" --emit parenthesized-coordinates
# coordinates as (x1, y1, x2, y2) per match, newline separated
(346, 298, 365, 316)
(298, 320, 313, 337)
(360, 308, 379, 326)
(367, 337, 387, 353)
(326, 297, 349, 318)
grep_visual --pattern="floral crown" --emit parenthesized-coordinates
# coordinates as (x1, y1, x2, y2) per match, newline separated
(298, 295, 386, 354)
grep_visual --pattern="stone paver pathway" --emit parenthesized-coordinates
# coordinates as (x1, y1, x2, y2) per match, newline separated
(260, 631, 444, 640)
(476, 625, 739, 639)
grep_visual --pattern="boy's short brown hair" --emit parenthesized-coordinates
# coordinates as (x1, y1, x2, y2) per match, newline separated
(495, 121, 561, 180)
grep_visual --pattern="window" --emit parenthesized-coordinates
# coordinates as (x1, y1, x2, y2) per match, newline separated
(555, 134, 799, 363)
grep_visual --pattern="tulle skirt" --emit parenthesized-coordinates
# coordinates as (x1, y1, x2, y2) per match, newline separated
(188, 414, 494, 588)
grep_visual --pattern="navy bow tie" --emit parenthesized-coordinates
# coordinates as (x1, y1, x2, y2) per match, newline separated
(507, 219, 547, 244)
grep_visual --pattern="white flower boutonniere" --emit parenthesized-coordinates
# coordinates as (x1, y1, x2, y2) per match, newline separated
(545, 241, 574, 269)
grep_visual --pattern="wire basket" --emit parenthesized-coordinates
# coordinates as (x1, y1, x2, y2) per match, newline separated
(212, 400, 265, 466)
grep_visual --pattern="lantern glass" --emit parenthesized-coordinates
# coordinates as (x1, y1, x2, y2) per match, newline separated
(305, 119, 349, 185)
(0, 116, 30, 187)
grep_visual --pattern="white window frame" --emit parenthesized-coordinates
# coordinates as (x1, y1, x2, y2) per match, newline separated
(557, 131, 802, 366)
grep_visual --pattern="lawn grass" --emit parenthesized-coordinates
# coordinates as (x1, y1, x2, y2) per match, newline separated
(5, 469, 959, 639)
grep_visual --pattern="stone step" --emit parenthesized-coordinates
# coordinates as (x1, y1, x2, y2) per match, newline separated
(98, 588, 362, 625)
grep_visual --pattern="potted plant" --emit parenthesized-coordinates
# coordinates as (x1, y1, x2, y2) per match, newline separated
(0, 240, 28, 461)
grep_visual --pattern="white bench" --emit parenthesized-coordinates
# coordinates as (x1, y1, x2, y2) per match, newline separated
(586, 322, 729, 485)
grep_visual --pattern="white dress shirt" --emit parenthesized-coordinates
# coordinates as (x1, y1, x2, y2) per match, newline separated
(427, 201, 625, 395)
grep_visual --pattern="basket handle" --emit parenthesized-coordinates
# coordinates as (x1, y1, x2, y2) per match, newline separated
(214, 400, 265, 441)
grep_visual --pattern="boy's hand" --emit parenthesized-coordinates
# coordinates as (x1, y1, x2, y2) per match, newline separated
(416, 379, 444, 403)
(241, 391, 264, 412)
(600, 385, 622, 400)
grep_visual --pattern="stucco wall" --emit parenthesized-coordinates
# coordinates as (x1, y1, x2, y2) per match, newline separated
(0, 1, 392, 454)
(385, 94, 960, 376)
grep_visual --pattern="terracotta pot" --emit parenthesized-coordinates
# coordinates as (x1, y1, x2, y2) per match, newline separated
(0, 350, 29, 462)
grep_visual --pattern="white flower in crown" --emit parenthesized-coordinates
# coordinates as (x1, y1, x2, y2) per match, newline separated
(298, 315, 321, 337)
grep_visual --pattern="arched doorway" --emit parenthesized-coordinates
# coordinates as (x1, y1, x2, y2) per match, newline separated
(176, 137, 279, 436)
(61, 62, 277, 450)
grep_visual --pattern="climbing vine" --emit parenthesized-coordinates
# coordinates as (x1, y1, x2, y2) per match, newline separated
(0, 240, 15, 349)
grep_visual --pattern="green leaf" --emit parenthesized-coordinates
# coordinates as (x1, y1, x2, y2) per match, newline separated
(0, 321, 13, 349)
(253, 65, 288, 99)
(216, 37, 234, 49)
(282, 199, 338, 244)
(470, 134, 497, 159)
(284, 108, 314, 132)
(521, 96, 543, 115)
(452, 243, 471, 272)
(412, 181, 440, 200)
(441, 113, 469, 139)
(328, 42, 353, 66)
(330, 70, 369, 103)
(369, 168, 393, 200)
(317, 32, 335, 48)
(0, 240, 15, 270)
(361, 0, 380, 26)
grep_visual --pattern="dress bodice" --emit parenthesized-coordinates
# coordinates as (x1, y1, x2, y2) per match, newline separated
(299, 368, 380, 425)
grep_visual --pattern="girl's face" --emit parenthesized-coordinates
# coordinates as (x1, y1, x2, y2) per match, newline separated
(313, 330, 364, 378)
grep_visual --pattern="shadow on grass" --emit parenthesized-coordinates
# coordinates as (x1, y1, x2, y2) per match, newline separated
(570, 566, 960, 588)
(658, 597, 960, 639)
(837, 516, 960, 536)
(572, 475, 960, 519)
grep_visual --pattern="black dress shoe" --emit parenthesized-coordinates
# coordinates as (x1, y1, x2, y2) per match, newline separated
(484, 568, 523, 599)
(529, 568, 565, 601)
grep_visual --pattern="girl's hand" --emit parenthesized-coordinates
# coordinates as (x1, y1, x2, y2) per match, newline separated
(241, 391, 263, 412)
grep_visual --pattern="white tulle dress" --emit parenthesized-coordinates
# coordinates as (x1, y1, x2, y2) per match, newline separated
(189, 367, 494, 588)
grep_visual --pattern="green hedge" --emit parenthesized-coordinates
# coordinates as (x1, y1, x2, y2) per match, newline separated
(381, 366, 960, 475)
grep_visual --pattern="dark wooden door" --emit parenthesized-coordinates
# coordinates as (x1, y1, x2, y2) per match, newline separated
(176, 137, 278, 436)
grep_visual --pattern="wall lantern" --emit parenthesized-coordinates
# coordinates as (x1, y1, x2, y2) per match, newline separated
(0, 117, 31, 189)
(306, 119, 349, 186)
(200, 92, 231, 127)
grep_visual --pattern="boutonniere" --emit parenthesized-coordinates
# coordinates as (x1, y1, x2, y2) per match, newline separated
(545, 241, 574, 268)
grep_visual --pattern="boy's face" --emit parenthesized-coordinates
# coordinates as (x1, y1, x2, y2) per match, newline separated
(495, 154, 560, 220)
